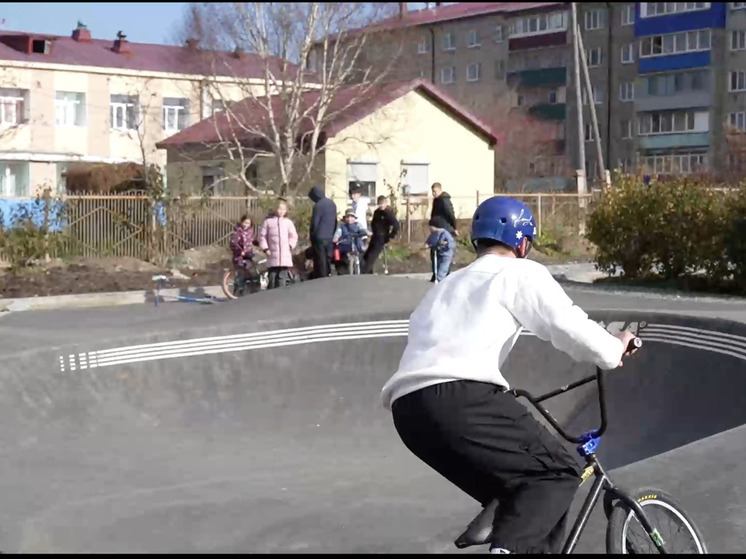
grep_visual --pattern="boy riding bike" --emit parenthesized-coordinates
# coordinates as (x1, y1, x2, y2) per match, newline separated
(381, 196, 638, 554)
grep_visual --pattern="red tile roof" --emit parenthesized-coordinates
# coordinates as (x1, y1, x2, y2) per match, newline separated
(322, 2, 564, 42)
(388, 2, 564, 27)
(0, 29, 292, 78)
(156, 78, 500, 149)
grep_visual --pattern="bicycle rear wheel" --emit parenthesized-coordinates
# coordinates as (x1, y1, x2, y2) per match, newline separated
(606, 487, 707, 554)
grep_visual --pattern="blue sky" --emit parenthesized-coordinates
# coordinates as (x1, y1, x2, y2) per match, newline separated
(0, 2, 189, 45)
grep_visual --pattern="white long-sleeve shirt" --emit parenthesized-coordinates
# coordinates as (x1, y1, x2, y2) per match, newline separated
(381, 254, 624, 410)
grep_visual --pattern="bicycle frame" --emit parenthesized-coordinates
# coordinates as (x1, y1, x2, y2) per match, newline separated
(510, 356, 668, 555)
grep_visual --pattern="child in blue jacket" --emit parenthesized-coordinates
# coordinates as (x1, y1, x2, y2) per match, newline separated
(425, 216, 455, 282)
(333, 210, 369, 275)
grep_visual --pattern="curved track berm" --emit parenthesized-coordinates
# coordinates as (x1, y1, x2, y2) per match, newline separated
(1, 276, 745, 553)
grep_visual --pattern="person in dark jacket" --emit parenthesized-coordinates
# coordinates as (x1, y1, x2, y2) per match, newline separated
(362, 195, 400, 274)
(431, 182, 458, 237)
(308, 184, 337, 279)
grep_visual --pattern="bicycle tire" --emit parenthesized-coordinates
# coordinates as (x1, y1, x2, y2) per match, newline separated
(222, 269, 267, 299)
(222, 269, 240, 299)
(606, 487, 707, 554)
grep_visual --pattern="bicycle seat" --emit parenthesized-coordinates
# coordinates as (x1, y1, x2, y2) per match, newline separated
(454, 498, 499, 549)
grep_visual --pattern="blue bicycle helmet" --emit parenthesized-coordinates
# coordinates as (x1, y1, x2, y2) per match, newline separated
(471, 196, 537, 253)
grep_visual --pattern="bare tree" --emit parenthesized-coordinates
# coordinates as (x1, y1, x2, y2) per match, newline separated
(173, 2, 413, 197)
(724, 124, 746, 182)
(485, 91, 565, 191)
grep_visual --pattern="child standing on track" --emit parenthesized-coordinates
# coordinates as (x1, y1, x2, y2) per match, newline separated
(229, 215, 259, 295)
(425, 216, 455, 283)
(333, 210, 369, 275)
(258, 198, 299, 289)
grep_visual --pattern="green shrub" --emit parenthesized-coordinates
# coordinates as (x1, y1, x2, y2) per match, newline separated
(587, 175, 728, 280)
(724, 184, 746, 289)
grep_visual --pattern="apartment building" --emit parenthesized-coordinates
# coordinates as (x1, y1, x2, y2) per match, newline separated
(359, 2, 746, 188)
(0, 24, 278, 196)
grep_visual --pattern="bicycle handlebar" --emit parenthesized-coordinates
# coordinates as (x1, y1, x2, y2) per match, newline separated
(511, 336, 642, 445)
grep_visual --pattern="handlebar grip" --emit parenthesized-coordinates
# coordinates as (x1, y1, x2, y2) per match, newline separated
(627, 337, 642, 353)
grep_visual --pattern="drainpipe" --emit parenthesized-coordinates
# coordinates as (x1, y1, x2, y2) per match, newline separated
(429, 27, 436, 84)
(605, 2, 613, 173)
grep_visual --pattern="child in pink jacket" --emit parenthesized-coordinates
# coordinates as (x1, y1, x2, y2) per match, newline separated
(259, 198, 299, 289)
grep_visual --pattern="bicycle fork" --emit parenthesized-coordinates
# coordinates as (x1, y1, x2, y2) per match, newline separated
(562, 459, 667, 554)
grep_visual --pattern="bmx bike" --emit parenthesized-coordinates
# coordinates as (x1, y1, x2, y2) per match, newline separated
(454, 337, 707, 554)
(221, 255, 269, 299)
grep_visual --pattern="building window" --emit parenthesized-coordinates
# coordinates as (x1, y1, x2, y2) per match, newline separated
(200, 165, 225, 194)
(54, 92, 86, 127)
(495, 59, 505, 79)
(587, 47, 603, 67)
(621, 119, 633, 139)
(494, 25, 503, 43)
(0, 88, 26, 126)
(583, 85, 604, 104)
(401, 162, 430, 195)
(211, 99, 226, 115)
(347, 161, 378, 198)
(441, 66, 454, 84)
(639, 29, 711, 58)
(640, 2, 710, 18)
(584, 123, 593, 142)
(0, 161, 29, 197)
(418, 37, 428, 54)
(642, 152, 707, 174)
(730, 112, 746, 131)
(641, 70, 709, 95)
(442, 32, 455, 51)
(619, 82, 635, 102)
(621, 43, 634, 64)
(508, 10, 567, 38)
(733, 2, 746, 8)
(109, 94, 138, 130)
(730, 71, 746, 92)
(732, 30, 746, 51)
(162, 98, 189, 132)
(548, 88, 558, 104)
(467, 29, 480, 48)
(584, 9, 606, 30)
(637, 110, 709, 135)
(622, 4, 635, 25)
(466, 62, 481, 82)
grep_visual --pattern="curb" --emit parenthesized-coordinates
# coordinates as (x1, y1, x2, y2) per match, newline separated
(0, 264, 603, 314)
(0, 285, 226, 314)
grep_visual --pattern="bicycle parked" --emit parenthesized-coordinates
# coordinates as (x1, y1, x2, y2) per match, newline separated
(454, 337, 707, 554)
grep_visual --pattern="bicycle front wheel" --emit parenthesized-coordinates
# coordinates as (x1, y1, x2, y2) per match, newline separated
(606, 487, 707, 554)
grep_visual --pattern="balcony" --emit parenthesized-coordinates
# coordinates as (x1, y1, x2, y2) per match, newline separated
(638, 133, 710, 150)
(507, 67, 566, 87)
(639, 51, 710, 74)
(528, 103, 566, 121)
(635, 91, 711, 112)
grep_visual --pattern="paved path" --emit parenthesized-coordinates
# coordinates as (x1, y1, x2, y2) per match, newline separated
(1, 276, 745, 553)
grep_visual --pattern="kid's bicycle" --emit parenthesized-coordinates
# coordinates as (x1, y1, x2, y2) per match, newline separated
(454, 338, 707, 554)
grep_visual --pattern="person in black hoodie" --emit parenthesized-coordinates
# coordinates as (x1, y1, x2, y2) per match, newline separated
(430, 182, 459, 237)
(308, 184, 337, 279)
(362, 195, 400, 274)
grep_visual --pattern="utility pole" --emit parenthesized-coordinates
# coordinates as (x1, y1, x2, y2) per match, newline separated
(576, 24, 608, 189)
(571, 3, 586, 197)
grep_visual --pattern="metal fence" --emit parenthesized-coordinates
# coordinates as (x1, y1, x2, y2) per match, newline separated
(401, 191, 599, 244)
(1, 191, 598, 263)
(0, 193, 261, 263)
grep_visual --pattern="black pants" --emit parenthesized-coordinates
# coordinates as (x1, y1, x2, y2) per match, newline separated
(362, 237, 386, 274)
(311, 239, 332, 279)
(391, 380, 581, 554)
(267, 267, 292, 289)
